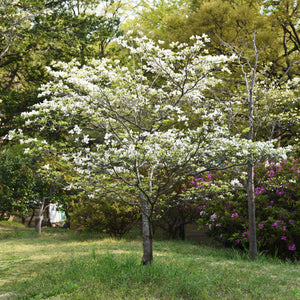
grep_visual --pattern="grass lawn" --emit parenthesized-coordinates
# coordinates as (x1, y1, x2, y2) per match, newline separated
(0, 221, 299, 299)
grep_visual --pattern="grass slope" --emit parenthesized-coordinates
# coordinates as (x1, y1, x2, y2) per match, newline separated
(0, 221, 299, 299)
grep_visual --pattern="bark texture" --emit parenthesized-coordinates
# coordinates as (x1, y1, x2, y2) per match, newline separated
(247, 163, 258, 260)
(140, 193, 153, 265)
(35, 197, 46, 236)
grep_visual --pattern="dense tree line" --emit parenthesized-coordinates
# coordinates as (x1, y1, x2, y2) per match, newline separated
(0, 0, 122, 137)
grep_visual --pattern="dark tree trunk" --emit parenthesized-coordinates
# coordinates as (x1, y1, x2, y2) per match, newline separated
(27, 211, 35, 226)
(140, 193, 153, 265)
(178, 223, 186, 241)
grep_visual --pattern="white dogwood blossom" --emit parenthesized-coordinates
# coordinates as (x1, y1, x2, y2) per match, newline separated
(13, 33, 292, 264)
(16, 33, 290, 190)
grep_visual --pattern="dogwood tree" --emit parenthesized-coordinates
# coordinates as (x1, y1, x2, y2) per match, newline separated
(13, 33, 290, 264)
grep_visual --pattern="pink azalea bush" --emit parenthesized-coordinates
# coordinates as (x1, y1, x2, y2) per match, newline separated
(184, 157, 299, 259)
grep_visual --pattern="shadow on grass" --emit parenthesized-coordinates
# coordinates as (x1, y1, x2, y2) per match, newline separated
(0, 222, 109, 243)
(0, 223, 285, 264)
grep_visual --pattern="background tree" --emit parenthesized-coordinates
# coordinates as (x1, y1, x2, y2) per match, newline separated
(222, 29, 298, 259)
(0, 143, 72, 234)
(261, 0, 299, 77)
(122, 0, 190, 44)
(0, 0, 122, 138)
(127, 0, 300, 145)
(0, 147, 35, 220)
(131, 0, 299, 78)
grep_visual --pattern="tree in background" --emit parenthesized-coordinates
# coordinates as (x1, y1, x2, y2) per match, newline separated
(214, 30, 298, 259)
(0, 0, 122, 138)
(122, 0, 190, 43)
(0, 148, 35, 220)
(260, 0, 299, 77)
(0, 144, 72, 235)
(131, 0, 299, 78)
(125, 0, 300, 149)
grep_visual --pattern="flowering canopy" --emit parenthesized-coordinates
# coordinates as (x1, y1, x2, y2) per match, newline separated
(7, 33, 293, 264)
(10, 33, 290, 207)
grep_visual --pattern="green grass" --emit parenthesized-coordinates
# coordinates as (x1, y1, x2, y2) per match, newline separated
(0, 222, 299, 299)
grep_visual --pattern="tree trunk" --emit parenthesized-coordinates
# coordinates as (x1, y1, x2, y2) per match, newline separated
(247, 162, 257, 260)
(178, 214, 186, 240)
(27, 211, 35, 226)
(35, 197, 46, 236)
(140, 193, 153, 265)
(178, 223, 186, 241)
(246, 31, 258, 261)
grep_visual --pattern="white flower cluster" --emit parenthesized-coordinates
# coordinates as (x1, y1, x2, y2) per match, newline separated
(15, 32, 293, 196)
(5, 129, 23, 141)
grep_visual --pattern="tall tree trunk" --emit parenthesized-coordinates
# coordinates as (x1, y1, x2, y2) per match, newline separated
(35, 197, 46, 236)
(140, 192, 153, 265)
(178, 223, 186, 241)
(245, 31, 259, 260)
(247, 162, 257, 260)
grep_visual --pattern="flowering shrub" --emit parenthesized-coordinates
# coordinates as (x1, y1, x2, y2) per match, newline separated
(185, 157, 299, 259)
(71, 196, 141, 238)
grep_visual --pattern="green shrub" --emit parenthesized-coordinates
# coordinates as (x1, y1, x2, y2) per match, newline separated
(0, 150, 36, 220)
(71, 197, 141, 237)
